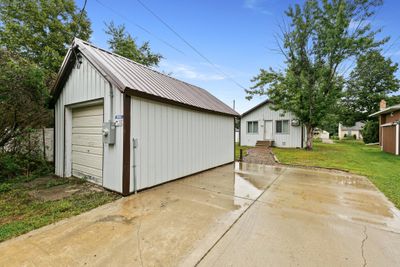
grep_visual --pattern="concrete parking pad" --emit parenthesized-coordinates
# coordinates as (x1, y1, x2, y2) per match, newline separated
(1, 163, 400, 266)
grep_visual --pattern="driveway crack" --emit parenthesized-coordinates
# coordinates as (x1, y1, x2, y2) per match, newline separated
(361, 226, 368, 267)
(194, 168, 287, 266)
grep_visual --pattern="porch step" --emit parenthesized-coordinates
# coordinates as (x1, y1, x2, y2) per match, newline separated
(256, 140, 273, 147)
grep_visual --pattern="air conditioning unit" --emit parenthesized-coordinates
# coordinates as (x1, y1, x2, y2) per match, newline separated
(291, 119, 300, 127)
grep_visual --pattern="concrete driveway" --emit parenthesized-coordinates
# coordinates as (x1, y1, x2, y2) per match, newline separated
(1, 163, 400, 266)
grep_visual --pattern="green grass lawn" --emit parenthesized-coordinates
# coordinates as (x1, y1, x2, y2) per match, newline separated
(235, 143, 252, 161)
(0, 175, 120, 242)
(273, 140, 400, 208)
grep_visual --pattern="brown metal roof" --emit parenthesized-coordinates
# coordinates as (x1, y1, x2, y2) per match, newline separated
(52, 38, 238, 116)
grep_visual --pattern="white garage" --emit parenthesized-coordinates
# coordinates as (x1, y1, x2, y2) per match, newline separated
(51, 38, 238, 195)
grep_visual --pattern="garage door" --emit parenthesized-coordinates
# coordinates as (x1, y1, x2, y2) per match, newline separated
(71, 104, 103, 184)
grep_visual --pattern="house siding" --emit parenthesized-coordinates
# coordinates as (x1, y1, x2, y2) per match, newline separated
(130, 97, 234, 191)
(240, 104, 304, 148)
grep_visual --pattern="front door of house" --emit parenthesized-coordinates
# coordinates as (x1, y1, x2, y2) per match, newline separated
(264, 120, 273, 140)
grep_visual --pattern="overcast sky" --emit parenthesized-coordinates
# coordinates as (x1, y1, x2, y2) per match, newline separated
(78, 0, 400, 113)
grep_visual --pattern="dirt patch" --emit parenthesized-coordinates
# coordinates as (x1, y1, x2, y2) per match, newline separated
(242, 147, 277, 165)
(25, 176, 106, 201)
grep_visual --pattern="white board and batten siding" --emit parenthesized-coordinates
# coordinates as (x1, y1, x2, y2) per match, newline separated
(240, 103, 304, 148)
(130, 97, 234, 191)
(54, 56, 124, 192)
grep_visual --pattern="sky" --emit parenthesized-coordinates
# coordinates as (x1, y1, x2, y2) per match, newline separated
(77, 0, 400, 113)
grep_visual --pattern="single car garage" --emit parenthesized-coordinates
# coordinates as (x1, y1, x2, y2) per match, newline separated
(51, 38, 238, 195)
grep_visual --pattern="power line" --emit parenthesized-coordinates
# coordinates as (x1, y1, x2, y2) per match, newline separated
(74, 0, 88, 38)
(95, 0, 185, 55)
(135, 0, 248, 91)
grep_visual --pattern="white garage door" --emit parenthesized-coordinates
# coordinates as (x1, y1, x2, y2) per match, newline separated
(71, 104, 103, 184)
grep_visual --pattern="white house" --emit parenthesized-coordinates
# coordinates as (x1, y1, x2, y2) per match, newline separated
(51, 38, 238, 195)
(240, 100, 305, 148)
(338, 122, 364, 140)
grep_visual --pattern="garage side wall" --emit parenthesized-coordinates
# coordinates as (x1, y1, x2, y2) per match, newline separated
(54, 57, 124, 193)
(130, 97, 234, 191)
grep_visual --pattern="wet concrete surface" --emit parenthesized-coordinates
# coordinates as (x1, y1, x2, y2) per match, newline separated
(1, 163, 400, 266)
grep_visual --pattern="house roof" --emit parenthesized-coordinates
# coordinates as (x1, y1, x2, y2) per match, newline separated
(369, 104, 400, 117)
(51, 38, 239, 116)
(340, 121, 365, 131)
(241, 99, 271, 117)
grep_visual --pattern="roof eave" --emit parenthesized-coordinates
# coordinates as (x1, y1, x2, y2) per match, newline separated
(125, 87, 239, 117)
(241, 99, 271, 117)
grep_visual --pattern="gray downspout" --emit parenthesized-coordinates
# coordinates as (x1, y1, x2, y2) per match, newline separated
(132, 138, 138, 194)
(109, 82, 113, 122)
(301, 123, 304, 149)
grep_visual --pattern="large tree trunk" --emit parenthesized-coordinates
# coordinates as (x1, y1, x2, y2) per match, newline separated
(305, 125, 314, 150)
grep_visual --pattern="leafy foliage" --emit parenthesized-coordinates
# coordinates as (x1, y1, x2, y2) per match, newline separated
(0, 0, 92, 73)
(341, 51, 399, 125)
(0, 152, 51, 182)
(105, 21, 163, 67)
(247, 0, 386, 150)
(361, 120, 379, 144)
(386, 94, 400, 107)
(0, 50, 51, 147)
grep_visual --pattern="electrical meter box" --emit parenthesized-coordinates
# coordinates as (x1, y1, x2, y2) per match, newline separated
(102, 121, 116, 144)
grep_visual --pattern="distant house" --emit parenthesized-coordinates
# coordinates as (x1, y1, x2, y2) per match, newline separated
(240, 100, 305, 148)
(338, 122, 365, 140)
(370, 100, 400, 155)
(313, 128, 330, 140)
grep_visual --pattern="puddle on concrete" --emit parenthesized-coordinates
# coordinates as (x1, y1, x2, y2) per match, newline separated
(96, 215, 137, 224)
(234, 173, 263, 199)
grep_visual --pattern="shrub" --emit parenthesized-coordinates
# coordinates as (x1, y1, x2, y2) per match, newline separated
(362, 120, 379, 144)
(0, 152, 52, 182)
(0, 183, 12, 193)
(0, 154, 23, 180)
(353, 134, 357, 139)
(331, 135, 339, 140)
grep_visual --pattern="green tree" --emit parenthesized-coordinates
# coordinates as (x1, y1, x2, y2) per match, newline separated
(387, 94, 400, 106)
(246, 0, 386, 150)
(340, 50, 399, 126)
(105, 22, 162, 67)
(361, 120, 379, 144)
(0, 49, 50, 147)
(0, 0, 92, 73)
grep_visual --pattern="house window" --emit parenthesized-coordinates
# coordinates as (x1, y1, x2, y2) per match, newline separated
(276, 120, 289, 134)
(247, 121, 258, 134)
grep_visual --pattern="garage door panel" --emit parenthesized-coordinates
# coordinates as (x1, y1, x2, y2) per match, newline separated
(72, 127, 102, 135)
(71, 104, 103, 185)
(72, 115, 103, 127)
(72, 151, 102, 170)
(72, 145, 103, 155)
(72, 166, 102, 184)
(72, 133, 102, 147)
(72, 105, 104, 117)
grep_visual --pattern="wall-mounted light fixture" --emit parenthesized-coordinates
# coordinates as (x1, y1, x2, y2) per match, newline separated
(75, 52, 83, 69)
